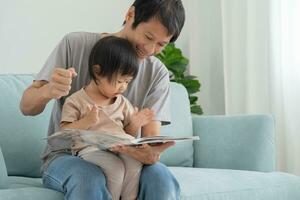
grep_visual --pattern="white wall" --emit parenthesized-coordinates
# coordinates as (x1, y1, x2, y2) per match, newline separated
(0, 0, 132, 73)
(182, 0, 225, 115)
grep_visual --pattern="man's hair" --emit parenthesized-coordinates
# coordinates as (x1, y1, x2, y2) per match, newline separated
(131, 0, 185, 43)
(89, 36, 139, 83)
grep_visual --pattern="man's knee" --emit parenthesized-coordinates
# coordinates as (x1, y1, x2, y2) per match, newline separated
(44, 155, 112, 200)
(67, 159, 107, 189)
(141, 162, 171, 182)
(139, 163, 180, 200)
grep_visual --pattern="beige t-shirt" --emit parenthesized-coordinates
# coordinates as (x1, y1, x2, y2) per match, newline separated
(61, 88, 135, 151)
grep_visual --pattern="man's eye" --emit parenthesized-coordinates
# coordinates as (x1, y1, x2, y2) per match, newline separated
(145, 35, 152, 40)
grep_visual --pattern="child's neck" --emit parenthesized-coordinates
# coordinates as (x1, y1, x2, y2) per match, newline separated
(84, 82, 115, 106)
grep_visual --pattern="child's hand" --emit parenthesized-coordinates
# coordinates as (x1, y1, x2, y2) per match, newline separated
(84, 104, 99, 127)
(130, 107, 155, 128)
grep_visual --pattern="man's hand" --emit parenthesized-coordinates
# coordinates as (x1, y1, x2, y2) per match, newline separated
(110, 142, 175, 164)
(44, 68, 77, 99)
(20, 67, 77, 116)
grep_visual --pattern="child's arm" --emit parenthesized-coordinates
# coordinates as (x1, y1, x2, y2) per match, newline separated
(61, 105, 99, 130)
(124, 108, 155, 136)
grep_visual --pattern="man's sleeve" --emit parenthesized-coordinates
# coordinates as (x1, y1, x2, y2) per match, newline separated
(144, 68, 171, 125)
(35, 34, 71, 81)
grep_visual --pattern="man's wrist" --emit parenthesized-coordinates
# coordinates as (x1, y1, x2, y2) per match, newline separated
(41, 83, 53, 102)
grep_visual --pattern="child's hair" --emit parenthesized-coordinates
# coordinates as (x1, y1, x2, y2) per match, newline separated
(88, 36, 139, 83)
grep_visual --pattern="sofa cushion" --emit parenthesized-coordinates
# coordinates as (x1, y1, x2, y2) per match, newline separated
(0, 74, 53, 177)
(0, 187, 64, 200)
(192, 115, 276, 171)
(0, 147, 8, 189)
(160, 83, 194, 167)
(8, 176, 44, 189)
(170, 167, 300, 200)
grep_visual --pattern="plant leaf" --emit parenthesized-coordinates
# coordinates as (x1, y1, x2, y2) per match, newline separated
(156, 43, 203, 115)
(191, 105, 203, 115)
(176, 79, 200, 94)
(189, 96, 198, 104)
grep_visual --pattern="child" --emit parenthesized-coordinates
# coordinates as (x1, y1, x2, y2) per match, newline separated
(60, 36, 155, 200)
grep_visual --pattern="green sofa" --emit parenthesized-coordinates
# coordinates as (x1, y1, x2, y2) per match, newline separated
(0, 74, 300, 200)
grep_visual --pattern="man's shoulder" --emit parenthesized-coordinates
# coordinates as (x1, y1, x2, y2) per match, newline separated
(63, 31, 100, 40)
(62, 32, 101, 46)
(143, 56, 168, 74)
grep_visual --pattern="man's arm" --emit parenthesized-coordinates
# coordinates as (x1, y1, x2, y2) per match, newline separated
(20, 80, 52, 116)
(141, 121, 161, 136)
(20, 68, 76, 116)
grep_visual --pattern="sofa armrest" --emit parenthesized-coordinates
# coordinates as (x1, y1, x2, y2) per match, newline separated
(0, 147, 8, 189)
(192, 114, 276, 172)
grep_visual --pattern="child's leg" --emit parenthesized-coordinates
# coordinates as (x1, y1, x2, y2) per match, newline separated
(119, 154, 143, 200)
(79, 150, 125, 200)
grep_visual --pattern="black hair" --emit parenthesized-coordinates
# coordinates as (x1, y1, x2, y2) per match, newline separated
(88, 36, 139, 84)
(130, 0, 185, 43)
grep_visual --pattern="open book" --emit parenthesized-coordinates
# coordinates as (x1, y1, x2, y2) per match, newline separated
(47, 129, 200, 150)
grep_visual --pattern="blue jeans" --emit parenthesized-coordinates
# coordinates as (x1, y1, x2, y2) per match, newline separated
(42, 154, 180, 200)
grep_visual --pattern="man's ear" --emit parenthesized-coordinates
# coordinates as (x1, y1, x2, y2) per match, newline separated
(124, 6, 135, 24)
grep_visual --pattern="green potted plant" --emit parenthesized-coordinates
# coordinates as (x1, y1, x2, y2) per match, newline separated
(156, 43, 203, 115)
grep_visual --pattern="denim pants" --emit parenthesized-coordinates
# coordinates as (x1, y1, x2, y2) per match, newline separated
(42, 154, 180, 200)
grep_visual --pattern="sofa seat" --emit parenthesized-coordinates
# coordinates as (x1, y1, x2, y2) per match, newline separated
(170, 167, 300, 200)
(0, 186, 63, 200)
(8, 177, 44, 189)
(0, 176, 63, 200)
(2, 168, 300, 200)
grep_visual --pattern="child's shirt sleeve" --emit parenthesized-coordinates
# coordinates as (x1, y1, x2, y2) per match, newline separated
(60, 96, 81, 124)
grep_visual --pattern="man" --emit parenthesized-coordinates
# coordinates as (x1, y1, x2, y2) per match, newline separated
(20, 0, 185, 199)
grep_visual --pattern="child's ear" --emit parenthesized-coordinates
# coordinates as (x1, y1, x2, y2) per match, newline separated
(93, 65, 101, 75)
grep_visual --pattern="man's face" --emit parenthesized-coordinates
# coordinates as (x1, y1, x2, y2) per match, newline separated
(124, 18, 173, 59)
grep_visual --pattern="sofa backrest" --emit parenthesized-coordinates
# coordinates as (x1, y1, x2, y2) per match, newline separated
(0, 74, 53, 177)
(160, 83, 194, 167)
(0, 74, 193, 178)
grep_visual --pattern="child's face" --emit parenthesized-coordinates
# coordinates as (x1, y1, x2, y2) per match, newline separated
(96, 74, 133, 98)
